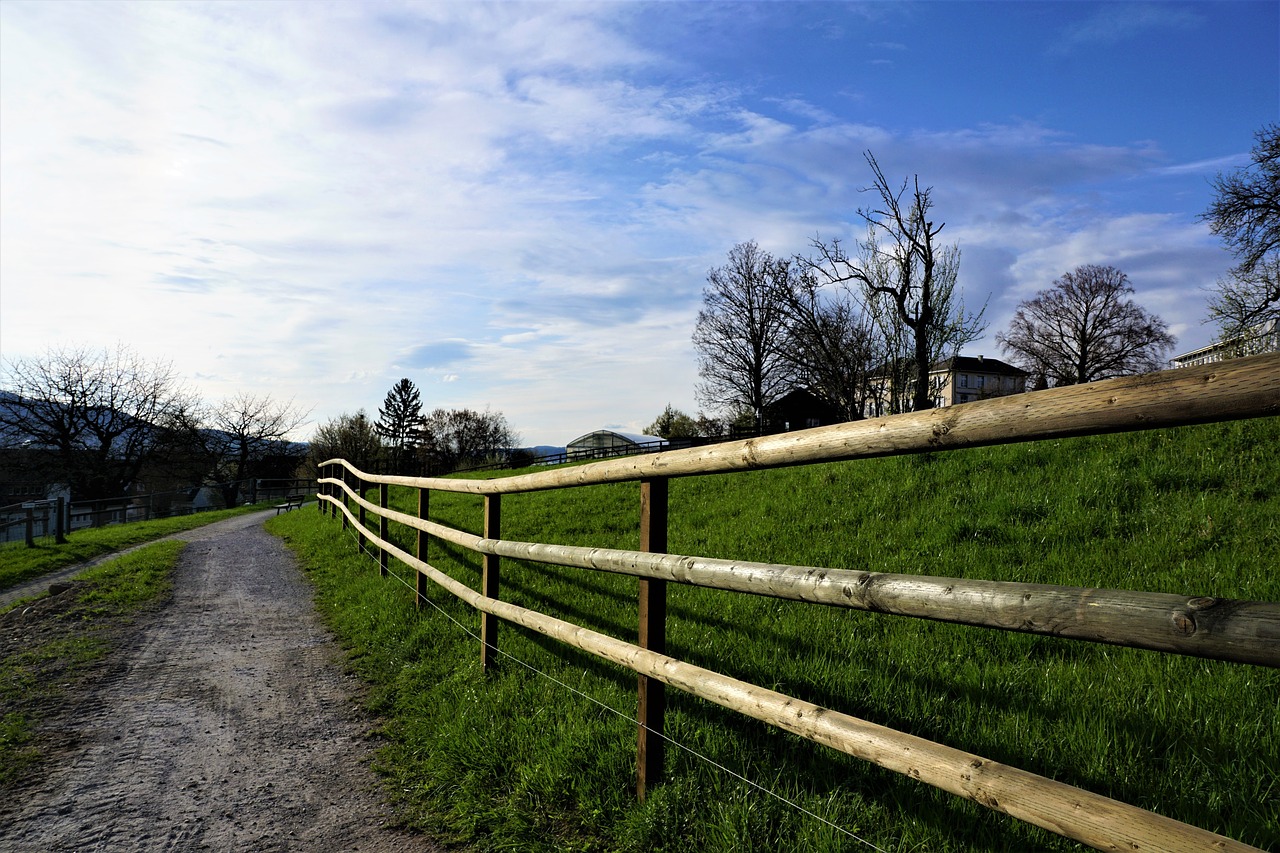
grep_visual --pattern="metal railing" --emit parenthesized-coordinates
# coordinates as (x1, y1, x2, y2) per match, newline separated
(1, 478, 316, 546)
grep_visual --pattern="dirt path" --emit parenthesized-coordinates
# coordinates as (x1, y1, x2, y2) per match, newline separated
(0, 510, 283, 609)
(0, 515, 438, 852)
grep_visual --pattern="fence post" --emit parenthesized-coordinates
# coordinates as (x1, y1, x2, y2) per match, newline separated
(55, 497, 66, 544)
(329, 465, 336, 517)
(481, 494, 501, 670)
(637, 476, 669, 801)
(416, 487, 429, 609)
(379, 482, 389, 577)
(25, 507, 35, 548)
(357, 474, 367, 556)
(340, 468, 350, 532)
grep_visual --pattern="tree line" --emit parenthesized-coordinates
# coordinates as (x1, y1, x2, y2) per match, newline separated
(309, 377, 518, 476)
(680, 132, 1278, 434)
(0, 344, 307, 505)
(692, 152, 987, 429)
(0, 348, 521, 505)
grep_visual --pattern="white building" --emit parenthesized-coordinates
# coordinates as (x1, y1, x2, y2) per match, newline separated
(1171, 319, 1279, 368)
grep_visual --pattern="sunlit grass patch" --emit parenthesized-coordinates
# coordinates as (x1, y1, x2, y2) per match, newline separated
(0, 502, 278, 592)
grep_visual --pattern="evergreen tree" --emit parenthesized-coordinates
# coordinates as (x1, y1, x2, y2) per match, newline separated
(376, 378, 423, 473)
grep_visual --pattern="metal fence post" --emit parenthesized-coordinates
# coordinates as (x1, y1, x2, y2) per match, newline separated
(481, 494, 501, 670)
(637, 476, 669, 801)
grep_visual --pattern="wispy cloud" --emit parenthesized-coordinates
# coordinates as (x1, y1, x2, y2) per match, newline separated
(1054, 3, 1203, 53)
(1, 0, 1264, 445)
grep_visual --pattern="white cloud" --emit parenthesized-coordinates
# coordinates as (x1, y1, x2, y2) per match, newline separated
(0, 1, 1253, 445)
(1054, 3, 1203, 53)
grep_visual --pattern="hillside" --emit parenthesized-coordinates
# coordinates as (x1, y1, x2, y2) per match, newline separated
(273, 416, 1280, 852)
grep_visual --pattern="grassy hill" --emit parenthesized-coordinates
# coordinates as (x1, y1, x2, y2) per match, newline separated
(270, 417, 1279, 852)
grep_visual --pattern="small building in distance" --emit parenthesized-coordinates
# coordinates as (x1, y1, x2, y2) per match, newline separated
(763, 388, 845, 432)
(930, 355, 1029, 407)
(566, 430, 663, 461)
(1171, 319, 1279, 368)
(865, 354, 1029, 416)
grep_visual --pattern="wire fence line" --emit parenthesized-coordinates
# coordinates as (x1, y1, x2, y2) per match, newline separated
(0, 478, 315, 547)
(315, 354, 1279, 853)
(340, 522, 889, 853)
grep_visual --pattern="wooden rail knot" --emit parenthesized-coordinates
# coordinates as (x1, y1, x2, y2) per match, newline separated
(1172, 611, 1197, 636)
(1188, 596, 1218, 611)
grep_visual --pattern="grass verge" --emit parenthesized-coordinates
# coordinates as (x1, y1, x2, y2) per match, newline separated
(0, 540, 184, 788)
(0, 501, 292, 592)
(270, 419, 1279, 852)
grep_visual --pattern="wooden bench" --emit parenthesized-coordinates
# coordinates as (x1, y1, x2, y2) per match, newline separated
(274, 495, 306, 514)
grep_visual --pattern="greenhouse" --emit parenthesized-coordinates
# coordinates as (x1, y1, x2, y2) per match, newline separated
(565, 430, 663, 461)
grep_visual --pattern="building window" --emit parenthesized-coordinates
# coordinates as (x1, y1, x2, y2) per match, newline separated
(975, 375, 985, 389)
(959, 374, 969, 388)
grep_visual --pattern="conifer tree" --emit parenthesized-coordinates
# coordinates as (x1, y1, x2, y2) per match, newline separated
(375, 378, 423, 473)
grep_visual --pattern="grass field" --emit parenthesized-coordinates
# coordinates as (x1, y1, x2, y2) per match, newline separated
(0, 501, 294, 592)
(269, 417, 1279, 852)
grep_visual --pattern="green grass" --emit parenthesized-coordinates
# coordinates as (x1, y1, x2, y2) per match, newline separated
(270, 418, 1280, 852)
(0, 500, 295, 592)
(0, 540, 184, 787)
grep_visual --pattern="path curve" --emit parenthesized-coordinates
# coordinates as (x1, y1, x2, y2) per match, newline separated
(0, 514, 437, 852)
(0, 509, 281, 608)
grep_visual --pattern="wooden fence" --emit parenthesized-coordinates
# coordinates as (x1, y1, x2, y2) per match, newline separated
(316, 352, 1280, 853)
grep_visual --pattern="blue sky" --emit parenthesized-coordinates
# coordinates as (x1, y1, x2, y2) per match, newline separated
(1, 1, 1276, 447)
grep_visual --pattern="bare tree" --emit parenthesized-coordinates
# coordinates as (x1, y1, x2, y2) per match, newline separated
(418, 407, 517, 474)
(693, 241, 798, 428)
(205, 392, 309, 506)
(1202, 123, 1280, 343)
(309, 410, 383, 474)
(781, 272, 879, 421)
(1205, 256, 1280, 354)
(0, 344, 195, 500)
(806, 152, 984, 412)
(376, 378, 423, 473)
(996, 264, 1175, 386)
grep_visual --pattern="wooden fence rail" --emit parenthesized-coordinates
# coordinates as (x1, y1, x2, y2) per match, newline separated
(316, 353, 1280, 853)
(325, 486, 1280, 667)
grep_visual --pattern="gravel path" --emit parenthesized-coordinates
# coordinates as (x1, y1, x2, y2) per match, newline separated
(0, 513, 438, 852)
(0, 510, 280, 609)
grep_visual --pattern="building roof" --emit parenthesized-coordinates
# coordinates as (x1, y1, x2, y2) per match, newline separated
(566, 429, 661, 448)
(869, 354, 1027, 379)
(931, 355, 1027, 376)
